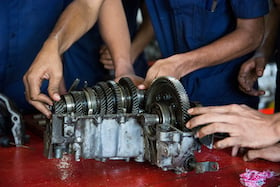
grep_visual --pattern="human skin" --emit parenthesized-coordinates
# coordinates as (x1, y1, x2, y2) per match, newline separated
(23, 0, 137, 118)
(238, 1, 280, 96)
(99, 2, 154, 71)
(138, 17, 264, 89)
(186, 104, 280, 161)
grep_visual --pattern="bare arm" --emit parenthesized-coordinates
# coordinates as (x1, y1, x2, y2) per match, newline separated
(139, 17, 264, 88)
(238, 2, 280, 96)
(98, 0, 134, 78)
(23, 0, 129, 117)
(49, 0, 105, 54)
(99, 1, 154, 76)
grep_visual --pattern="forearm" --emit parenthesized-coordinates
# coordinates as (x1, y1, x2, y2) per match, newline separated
(175, 17, 264, 77)
(47, 0, 104, 54)
(98, 0, 133, 77)
(256, 2, 280, 60)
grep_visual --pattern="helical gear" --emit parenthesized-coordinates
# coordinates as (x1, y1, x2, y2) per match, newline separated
(52, 76, 190, 131)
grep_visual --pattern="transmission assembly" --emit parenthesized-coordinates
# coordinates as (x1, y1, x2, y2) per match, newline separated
(44, 76, 218, 174)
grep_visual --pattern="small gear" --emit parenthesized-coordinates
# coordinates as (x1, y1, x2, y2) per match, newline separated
(97, 82, 114, 114)
(93, 85, 106, 115)
(70, 91, 87, 114)
(107, 80, 123, 113)
(118, 77, 140, 114)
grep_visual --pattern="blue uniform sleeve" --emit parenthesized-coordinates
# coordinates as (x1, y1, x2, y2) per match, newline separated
(230, 0, 269, 18)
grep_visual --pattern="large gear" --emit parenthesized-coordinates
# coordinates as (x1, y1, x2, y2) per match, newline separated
(145, 76, 191, 131)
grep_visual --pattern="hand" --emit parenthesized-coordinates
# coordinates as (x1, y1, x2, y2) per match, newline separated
(99, 45, 114, 70)
(238, 56, 266, 96)
(138, 55, 183, 89)
(244, 143, 280, 162)
(115, 74, 144, 87)
(23, 40, 66, 118)
(186, 104, 280, 149)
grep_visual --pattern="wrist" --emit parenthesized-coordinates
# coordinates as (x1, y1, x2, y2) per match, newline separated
(173, 53, 196, 77)
(114, 59, 135, 78)
(43, 37, 61, 55)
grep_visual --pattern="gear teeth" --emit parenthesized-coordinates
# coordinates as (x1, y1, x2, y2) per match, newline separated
(52, 99, 66, 114)
(93, 85, 106, 115)
(97, 82, 114, 114)
(107, 80, 123, 113)
(71, 91, 87, 114)
(119, 77, 140, 114)
(145, 76, 191, 130)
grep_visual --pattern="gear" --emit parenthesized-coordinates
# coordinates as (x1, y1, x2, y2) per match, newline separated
(93, 85, 106, 115)
(70, 91, 87, 114)
(96, 82, 114, 114)
(107, 80, 123, 113)
(118, 77, 140, 114)
(145, 76, 191, 131)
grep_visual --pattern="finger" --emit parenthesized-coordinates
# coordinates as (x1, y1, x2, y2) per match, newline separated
(244, 149, 264, 161)
(231, 145, 240, 157)
(239, 86, 265, 96)
(29, 101, 52, 118)
(244, 145, 280, 162)
(99, 45, 107, 54)
(24, 74, 53, 105)
(48, 76, 62, 101)
(103, 63, 115, 70)
(23, 75, 53, 108)
(186, 111, 240, 129)
(214, 136, 240, 149)
(255, 61, 265, 77)
(23, 75, 31, 101)
(100, 53, 113, 61)
(195, 122, 234, 138)
(187, 104, 240, 116)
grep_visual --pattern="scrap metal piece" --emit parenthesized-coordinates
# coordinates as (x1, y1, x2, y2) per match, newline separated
(0, 93, 25, 146)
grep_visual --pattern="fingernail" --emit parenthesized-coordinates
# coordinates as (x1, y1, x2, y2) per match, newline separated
(187, 108, 193, 114)
(53, 93, 61, 101)
(186, 122, 190, 128)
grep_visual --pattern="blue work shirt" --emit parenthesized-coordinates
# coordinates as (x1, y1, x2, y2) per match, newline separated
(145, 0, 269, 109)
(0, 0, 106, 113)
(123, 0, 148, 78)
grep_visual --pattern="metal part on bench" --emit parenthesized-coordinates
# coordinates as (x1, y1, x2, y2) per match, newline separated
(0, 93, 25, 146)
(45, 76, 217, 174)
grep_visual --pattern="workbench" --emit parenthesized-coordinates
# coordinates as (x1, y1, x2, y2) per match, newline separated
(1, 130, 280, 186)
